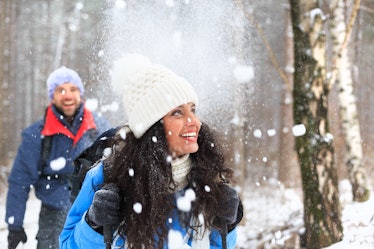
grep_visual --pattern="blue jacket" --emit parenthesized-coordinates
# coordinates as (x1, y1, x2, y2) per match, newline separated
(60, 162, 238, 249)
(5, 104, 111, 230)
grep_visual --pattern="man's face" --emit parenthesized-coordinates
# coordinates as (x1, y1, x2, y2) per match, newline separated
(52, 83, 82, 118)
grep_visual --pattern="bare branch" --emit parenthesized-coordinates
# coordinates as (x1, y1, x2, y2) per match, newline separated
(235, 0, 292, 91)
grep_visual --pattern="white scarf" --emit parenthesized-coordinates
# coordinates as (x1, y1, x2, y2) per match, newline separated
(171, 154, 192, 191)
(171, 155, 211, 249)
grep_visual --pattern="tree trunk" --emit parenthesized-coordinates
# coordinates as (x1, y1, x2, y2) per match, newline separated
(289, 0, 343, 247)
(0, 0, 15, 168)
(330, 0, 369, 202)
(279, 9, 300, 188)
(0, 0, 6, 168)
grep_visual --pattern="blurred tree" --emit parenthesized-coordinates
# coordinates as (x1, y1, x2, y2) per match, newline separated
(290, 0, 343, 247)
(0, 0, 16, 170)
(278, 9, 300, 188)
(355, 0, 374, 182)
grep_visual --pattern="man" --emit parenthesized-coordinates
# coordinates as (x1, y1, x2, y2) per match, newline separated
(5, 66, 111, 249)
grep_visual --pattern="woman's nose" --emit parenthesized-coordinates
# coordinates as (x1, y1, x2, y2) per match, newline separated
(185, 113, 199, 126)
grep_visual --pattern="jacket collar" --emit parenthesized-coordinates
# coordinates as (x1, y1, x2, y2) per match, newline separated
(41, 104, 97, 146)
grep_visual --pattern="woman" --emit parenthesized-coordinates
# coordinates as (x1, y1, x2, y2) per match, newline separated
(59, 54, 242, 249)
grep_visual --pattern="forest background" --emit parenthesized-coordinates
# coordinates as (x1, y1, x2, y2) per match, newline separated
(0, 0, 373, 248)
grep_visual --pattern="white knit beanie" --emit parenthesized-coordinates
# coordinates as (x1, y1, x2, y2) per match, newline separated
(112, 54, 199, 138)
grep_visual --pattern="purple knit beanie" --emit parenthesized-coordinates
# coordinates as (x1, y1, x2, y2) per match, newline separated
(46, 66, 84, 100)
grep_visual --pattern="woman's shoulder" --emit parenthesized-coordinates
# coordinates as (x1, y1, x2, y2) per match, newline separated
(85, 161, 105, 187)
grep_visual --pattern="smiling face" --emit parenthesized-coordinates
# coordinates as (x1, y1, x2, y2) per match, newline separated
(162, 102, 201, 158)
(52, 82, 82, 118)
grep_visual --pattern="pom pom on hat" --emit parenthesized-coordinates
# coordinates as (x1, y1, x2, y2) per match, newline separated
(47, 66, 84, 100)
(112, 54, 199, 138)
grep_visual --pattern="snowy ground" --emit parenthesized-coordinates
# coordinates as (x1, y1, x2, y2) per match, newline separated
(0, 179, 373, 249)
(236, 179, 374, 249)
(0, 189, 39, 249)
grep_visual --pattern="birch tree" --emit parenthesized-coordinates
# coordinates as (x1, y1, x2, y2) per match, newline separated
(290, 0, 343, 247)
(330, 0, 369, 202)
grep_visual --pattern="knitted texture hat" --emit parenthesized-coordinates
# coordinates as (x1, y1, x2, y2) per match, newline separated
(47, 66, 84, 100)
(112, 54, 199, 138)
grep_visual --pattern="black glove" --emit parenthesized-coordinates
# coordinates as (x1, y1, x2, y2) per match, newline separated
(216, 184, 240, 224)
(87, 183, 121, 227)
(8, 228, 27, 249)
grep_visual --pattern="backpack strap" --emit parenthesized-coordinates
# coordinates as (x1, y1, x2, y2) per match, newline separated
(38, 107, 69, 179)
(39, 108, 53, 177)
(69, 127, 119, 203)
(215, 218, 228, 249)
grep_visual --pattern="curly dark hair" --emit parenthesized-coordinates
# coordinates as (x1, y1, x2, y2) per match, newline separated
(103, 121, 233, 249)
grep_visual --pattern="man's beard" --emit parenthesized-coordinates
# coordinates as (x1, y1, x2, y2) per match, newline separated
(54, 103, 82, 122)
